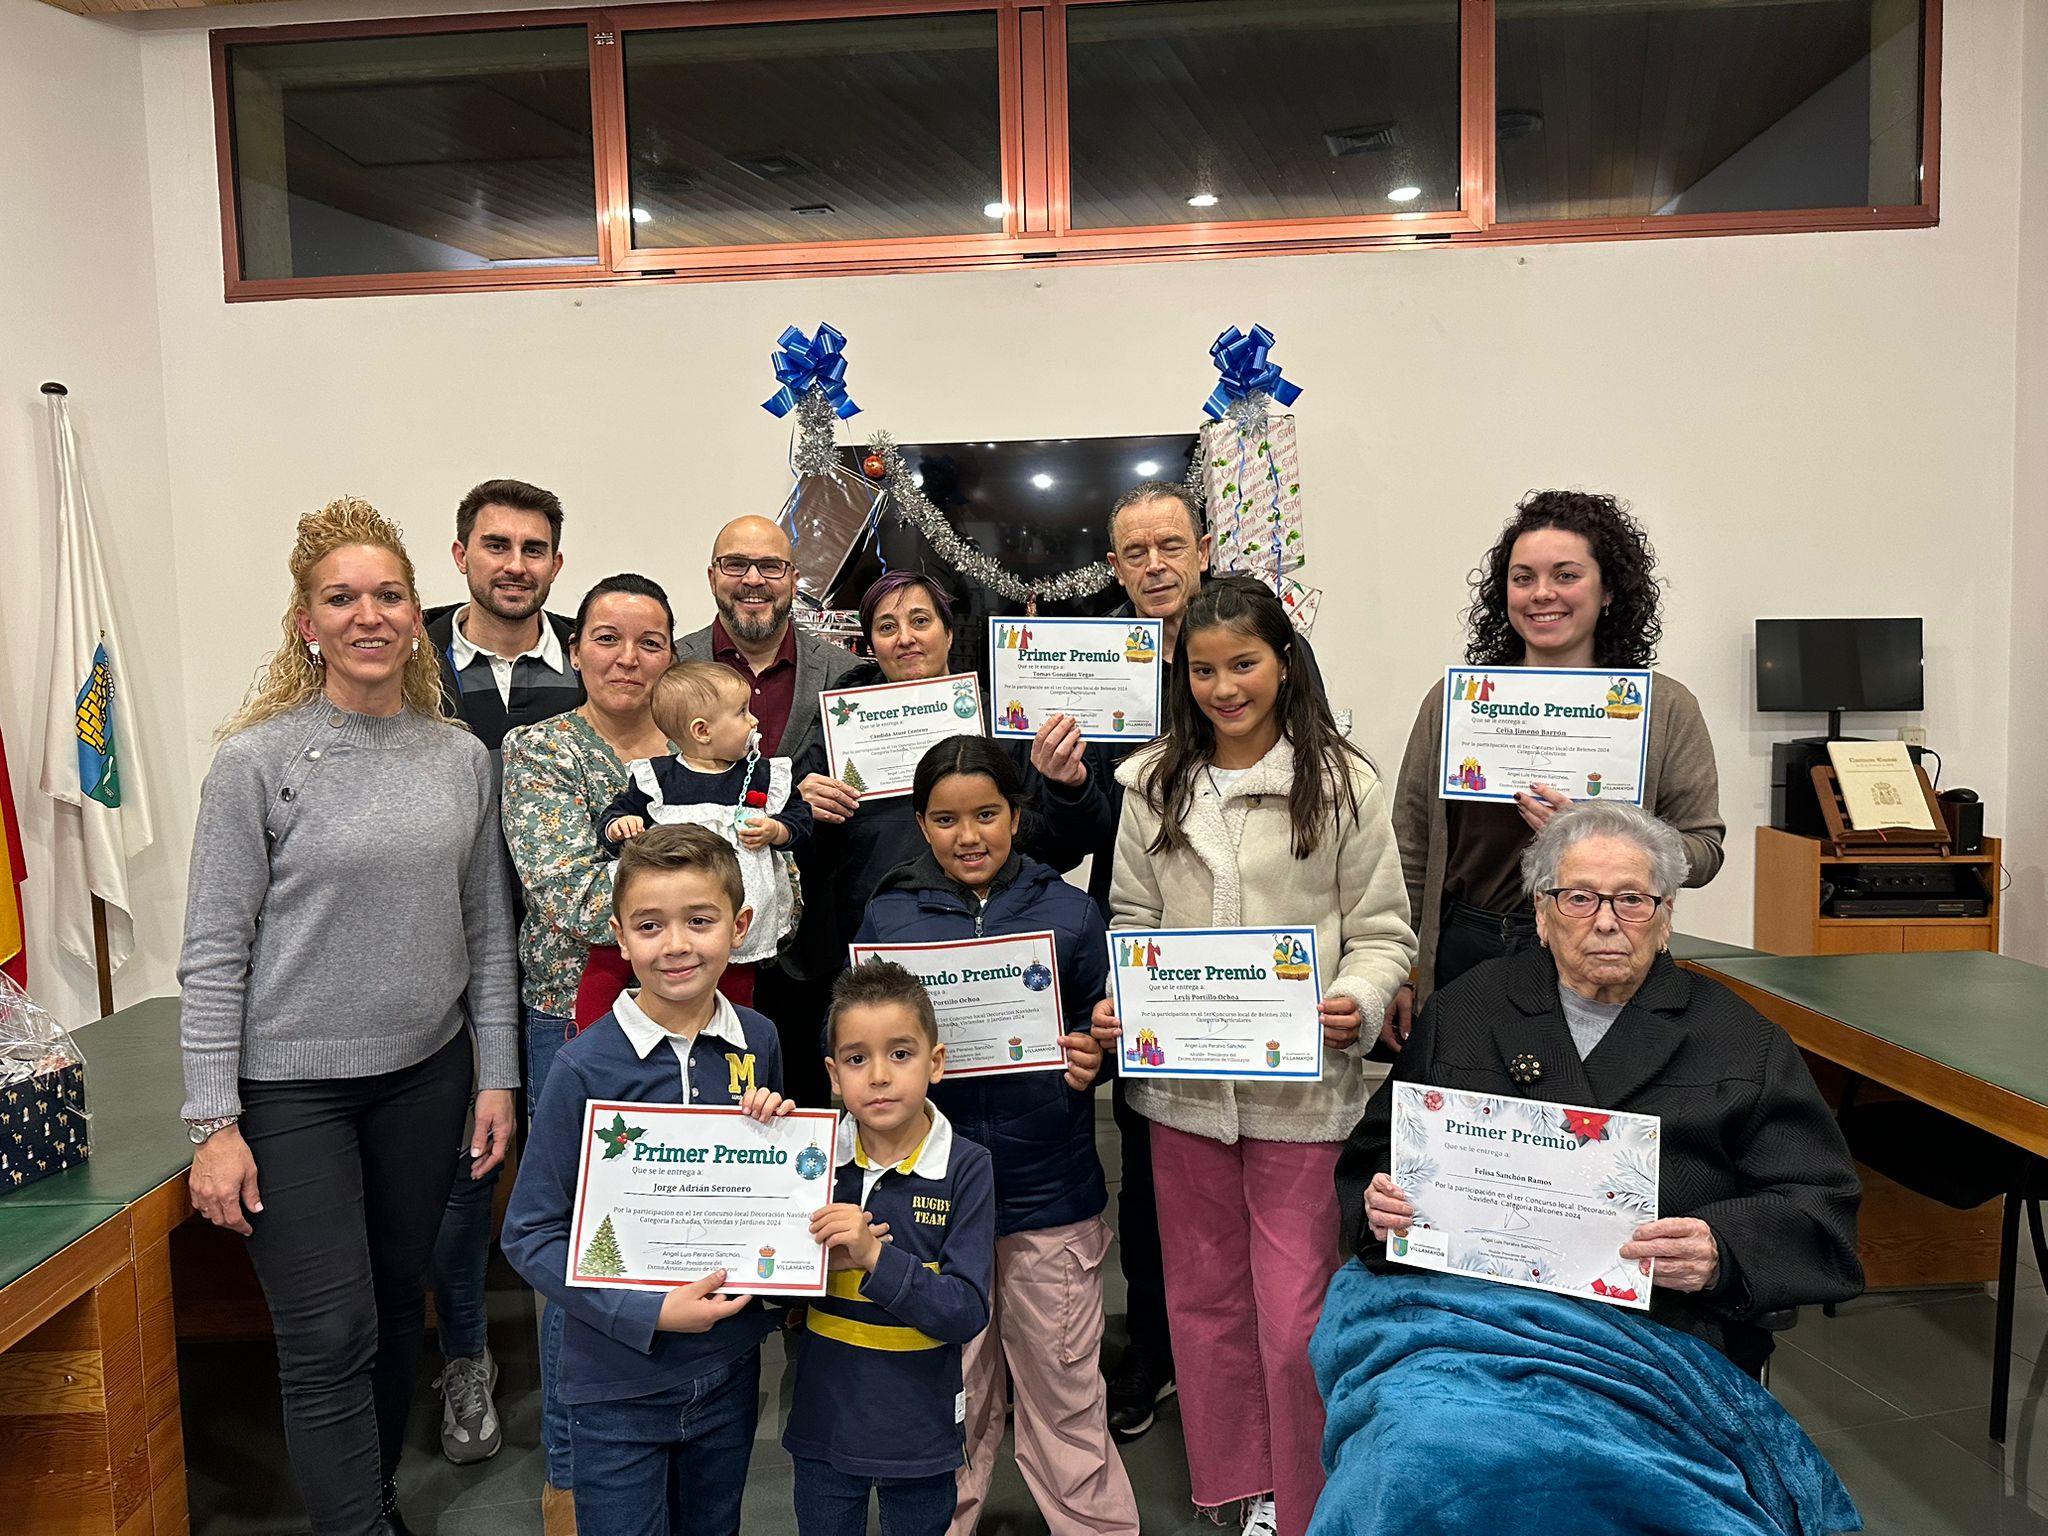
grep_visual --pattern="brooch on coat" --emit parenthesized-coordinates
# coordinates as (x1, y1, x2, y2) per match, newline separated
(1508, 1053, 1544, 1087)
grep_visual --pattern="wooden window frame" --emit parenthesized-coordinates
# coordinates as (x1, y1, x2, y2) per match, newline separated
(211, 0, 1943, 302)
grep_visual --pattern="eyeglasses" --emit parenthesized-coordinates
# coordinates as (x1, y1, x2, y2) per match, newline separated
(713, 556, 792, 580)
(1544, 888, 1666, 923)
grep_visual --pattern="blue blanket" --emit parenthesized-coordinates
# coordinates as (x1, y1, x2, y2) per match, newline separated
(1309, 1263, 1860, 1536)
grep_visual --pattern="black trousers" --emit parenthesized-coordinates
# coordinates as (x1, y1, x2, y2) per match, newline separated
(1433, 896, 1542, 992)
(238, 1029, 472, 1536)
(756, 964, 835, 1111)
(1111, 1073, 1173, 1363)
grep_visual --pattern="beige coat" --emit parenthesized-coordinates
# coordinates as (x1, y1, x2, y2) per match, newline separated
(1110, 738, 1418, 1145)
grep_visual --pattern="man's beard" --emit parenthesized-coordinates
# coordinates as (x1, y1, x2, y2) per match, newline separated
(471, 577, 546, 622)
(718, 586, 791, 644)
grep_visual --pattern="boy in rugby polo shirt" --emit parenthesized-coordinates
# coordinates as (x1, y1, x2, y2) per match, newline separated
(502, 825, 795, 1536)
(784, 960, 996, 1536)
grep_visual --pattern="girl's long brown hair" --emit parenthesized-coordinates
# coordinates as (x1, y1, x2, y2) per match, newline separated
(1138, 577, 1365, 858)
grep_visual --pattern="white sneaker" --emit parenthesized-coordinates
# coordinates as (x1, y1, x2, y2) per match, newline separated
(437, 1349, 502, 1464)
(1241, 1495, 1279, 1536)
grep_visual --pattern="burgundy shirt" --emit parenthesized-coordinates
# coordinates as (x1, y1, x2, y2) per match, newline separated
(712, 616, 798, 754)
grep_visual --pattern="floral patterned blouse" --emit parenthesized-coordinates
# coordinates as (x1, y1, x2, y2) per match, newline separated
(501, 712, 672, 1016)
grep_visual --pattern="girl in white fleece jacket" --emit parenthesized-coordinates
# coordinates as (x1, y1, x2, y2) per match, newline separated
(1093, 578, 1415, 1536)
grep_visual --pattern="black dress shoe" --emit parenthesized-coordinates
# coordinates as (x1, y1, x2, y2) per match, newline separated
(1105, 1342, 1176, 1442)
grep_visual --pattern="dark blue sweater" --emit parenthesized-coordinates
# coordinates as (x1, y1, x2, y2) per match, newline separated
(784, 1113, 995, 1478)
(501, 1003, 786, 1404)
(855, 852, 1109, 1236)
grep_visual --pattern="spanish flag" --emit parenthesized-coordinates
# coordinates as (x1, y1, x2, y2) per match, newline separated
(0, 726, 25, 988)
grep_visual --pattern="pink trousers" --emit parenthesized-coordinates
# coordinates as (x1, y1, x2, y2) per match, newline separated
(949, 1216, 1140, 1536)
(1150, 1123, 1342, 1536)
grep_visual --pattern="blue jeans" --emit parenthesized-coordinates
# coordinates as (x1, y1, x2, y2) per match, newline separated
(792, 1457, 956, 1536)
(431, 1139, 498, 1361)
(525, 1007, 576, 1487)
(568, 1352, 761, 1536)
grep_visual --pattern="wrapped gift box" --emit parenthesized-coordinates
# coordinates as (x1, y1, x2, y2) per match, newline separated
(1203, 411, 1306, 578)
(1, 1060, 89, 1194)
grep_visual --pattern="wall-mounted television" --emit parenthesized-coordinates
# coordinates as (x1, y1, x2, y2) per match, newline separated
(1754, 617, 1924, 736)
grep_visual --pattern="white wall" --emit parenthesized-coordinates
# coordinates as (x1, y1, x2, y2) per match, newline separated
(0, 0, 188, 1029)
(2005, 3, 2048, 966)
(0, 0, 2034, 1001)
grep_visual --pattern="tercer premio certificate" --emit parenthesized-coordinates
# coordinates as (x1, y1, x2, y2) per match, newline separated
(567, 1102, 838, 1296)
(1388, 1083, 1660, 1309)
(1439, 666, 1653, 805)
(988, 616, 1163, 744)
(846, 932, 1069, 1077)
(819, 671, 984, 800)
(1108, 926, 1323, 1081)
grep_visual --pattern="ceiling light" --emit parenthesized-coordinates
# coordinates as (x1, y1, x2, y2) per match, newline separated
(630, 207, 653, 224)
(1031, 473, 1055, 490)
(1388, 186, 1422, 203)
(1134, 460, 1160, 476)
(983, 201, 1007, 220)
(1186, 192, 1219, 209)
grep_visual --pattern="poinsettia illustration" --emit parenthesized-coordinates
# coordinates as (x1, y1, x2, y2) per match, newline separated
(1561, 1109, 1611, 1144)
(594, 1111, 646, 1160)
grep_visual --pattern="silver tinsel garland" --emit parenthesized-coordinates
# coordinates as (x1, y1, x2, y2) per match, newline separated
(790, 384, 842, 477)
(865, 431, 1119, 611)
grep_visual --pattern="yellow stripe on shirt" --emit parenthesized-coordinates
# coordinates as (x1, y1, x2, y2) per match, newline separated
(825, 1261, 939, 1301)
(804, 1307, 943, 1353)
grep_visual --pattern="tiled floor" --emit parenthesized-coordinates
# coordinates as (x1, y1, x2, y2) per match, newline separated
(181, 1112, 2048, 1534)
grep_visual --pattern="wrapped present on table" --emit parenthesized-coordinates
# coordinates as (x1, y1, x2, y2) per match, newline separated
(1199, 325, 1307, 580)
(0, 973, 89, 1195)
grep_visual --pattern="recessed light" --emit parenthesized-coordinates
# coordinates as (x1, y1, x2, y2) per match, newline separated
(630, 207, 653, 224)
(1031, 473, 1055, 490)
(1388, 186, 1423, 203)
(1187, 192, 1219, 209)
(1134, 460, 1160, 476)
(983, 201, 1007, 219)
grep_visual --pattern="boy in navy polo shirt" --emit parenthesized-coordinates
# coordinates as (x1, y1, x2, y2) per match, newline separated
(503, 824, 795, 1536)
(784, 960, 996, 1536)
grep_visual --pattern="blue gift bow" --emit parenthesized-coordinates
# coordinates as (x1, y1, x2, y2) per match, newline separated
(1201, 324, 1303, 421)
(762, 323, 861, 419)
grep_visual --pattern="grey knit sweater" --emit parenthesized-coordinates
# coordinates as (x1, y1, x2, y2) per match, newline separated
(178, 700, 520, 1120)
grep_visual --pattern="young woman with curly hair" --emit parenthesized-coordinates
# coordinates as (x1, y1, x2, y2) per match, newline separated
(180, 497, 519, 1536)
(1381, 491, 1726, 1045)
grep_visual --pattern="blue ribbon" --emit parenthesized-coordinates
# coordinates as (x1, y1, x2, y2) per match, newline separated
(762, 323, 860, 419)
(1201, 324, 1302, 421)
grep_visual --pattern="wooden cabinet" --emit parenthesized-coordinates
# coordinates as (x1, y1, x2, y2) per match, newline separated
(1753, 826, 2001, 956)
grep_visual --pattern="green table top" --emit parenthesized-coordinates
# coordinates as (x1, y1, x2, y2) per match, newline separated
(1667, 931, 1762, 963)
(6, 995, 192, 1210)
(1701, 952, 2048, 1111)
(0, 1200, 129, 1289)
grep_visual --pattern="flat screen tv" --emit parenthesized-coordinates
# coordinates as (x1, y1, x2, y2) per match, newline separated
(1754, 617, 1924, 734)
(829, 433, 1201, 680)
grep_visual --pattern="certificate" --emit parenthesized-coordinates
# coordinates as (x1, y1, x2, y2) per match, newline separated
(567, 1102, 838, 1296)
(1388, 1083, 1659, 1310)
(1108, 926, 1323, 1081)
(988, 616, 1163, 744)
(819, 672, 984, 800)
(848, 931, 1068, 1077)
(1439, 666, 1653, 805)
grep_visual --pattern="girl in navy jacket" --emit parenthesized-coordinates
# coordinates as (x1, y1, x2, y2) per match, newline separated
(854, 738, 1141, 1534)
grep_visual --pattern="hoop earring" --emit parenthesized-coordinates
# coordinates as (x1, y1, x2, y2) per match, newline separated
(306, 641, 323, 666)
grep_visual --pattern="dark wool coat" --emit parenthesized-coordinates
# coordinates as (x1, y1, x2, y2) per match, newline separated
(1335, 946, 1864, 1373)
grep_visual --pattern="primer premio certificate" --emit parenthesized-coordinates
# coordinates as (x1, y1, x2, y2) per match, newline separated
(847, 932, 1070, 1077)
(819, 672, 985, 800)
(1108, 926, 1323, 1081)
(567, 1102, 838, 1297)
(1439, 666, 1653, 805)
(1387, 1083, 1660, 1310)
(988, 616, 1163, 744)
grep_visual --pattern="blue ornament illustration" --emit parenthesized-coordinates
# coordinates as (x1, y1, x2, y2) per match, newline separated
(1022, 961, 1053, 993)
(795, 1143, 828, 1181)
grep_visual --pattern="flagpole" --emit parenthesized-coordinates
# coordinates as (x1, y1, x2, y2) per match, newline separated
(90, 896, 113, 1018)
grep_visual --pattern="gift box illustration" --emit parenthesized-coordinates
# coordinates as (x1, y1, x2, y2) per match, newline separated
(758, 1245, 777, 1279)
(1452, 757, 1487, 793)
(1002, 701, 1031, 731)
(1127, 1027, 1165, 1067)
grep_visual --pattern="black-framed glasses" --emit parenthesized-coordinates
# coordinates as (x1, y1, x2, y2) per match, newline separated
(713, 555, 793, 580)
(1544, 888, 1666, 923)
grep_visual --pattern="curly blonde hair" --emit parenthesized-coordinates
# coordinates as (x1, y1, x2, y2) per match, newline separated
(217, 495, 454, 738)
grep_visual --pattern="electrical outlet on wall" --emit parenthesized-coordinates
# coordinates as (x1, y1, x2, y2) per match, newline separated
(1898, 726, 1927, 747)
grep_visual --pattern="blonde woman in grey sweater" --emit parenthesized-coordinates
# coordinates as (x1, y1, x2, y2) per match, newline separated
(178, 498, 518, 1536)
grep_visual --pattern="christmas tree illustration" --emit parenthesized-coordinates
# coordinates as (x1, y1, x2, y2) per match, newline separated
(579, 1214, 625, 1278)
(842, 760, 868, 793)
